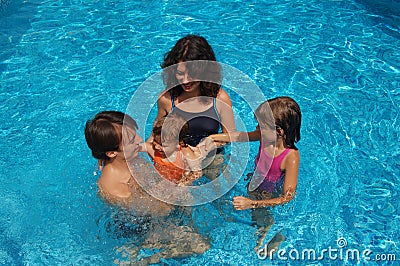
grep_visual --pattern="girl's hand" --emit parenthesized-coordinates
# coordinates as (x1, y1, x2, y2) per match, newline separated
(208, 134, 229, 146)
(232, 196, 254, 210)
(197, 137, 217, 152)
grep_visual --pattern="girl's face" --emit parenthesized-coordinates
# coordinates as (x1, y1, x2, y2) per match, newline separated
(122, 126, 142, 161)
(176, 62, 200, 93)
(259, 123, 278, 144)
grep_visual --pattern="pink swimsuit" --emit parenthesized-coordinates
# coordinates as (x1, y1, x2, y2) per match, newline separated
(254, 146, 292, 194)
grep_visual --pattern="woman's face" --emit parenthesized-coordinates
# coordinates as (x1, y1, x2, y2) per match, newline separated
(176, 62, 200, 93)
(122, 126, 142, 161)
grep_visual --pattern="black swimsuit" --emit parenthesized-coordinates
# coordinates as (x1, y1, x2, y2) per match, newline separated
(170, 93, 221, 146)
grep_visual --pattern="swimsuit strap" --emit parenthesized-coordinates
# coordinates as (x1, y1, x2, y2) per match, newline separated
(170, 91, 175, 111)
(170, 92, 220, 123)
(279, 148, 291, 158)
(213, 97, 220, 121)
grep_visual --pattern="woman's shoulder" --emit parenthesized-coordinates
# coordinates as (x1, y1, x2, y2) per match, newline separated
(157, 90, 173, 116)
(217, 88, 230, 99)
(158, 90, 172, 104)
(216, 88, 232, 105)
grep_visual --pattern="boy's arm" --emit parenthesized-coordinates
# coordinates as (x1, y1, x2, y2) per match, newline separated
(140, 142, 155, 159)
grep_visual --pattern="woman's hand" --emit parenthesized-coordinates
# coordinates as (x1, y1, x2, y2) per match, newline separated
(232, 196, 254, 210)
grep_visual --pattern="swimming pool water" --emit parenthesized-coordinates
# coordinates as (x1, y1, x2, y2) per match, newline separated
(0, 0, 399, 265)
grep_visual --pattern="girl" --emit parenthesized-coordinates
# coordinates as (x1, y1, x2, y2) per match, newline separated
(210, 96, 301, 255)
(210, 96, 301, 208)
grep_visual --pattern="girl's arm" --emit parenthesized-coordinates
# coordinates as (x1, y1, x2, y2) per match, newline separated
(233, 150, 300, 210)
(209, 126, 261, 142)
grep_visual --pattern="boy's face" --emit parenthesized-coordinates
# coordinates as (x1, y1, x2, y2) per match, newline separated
(152, 135, 179, 158)
(122, 126, 142, 161)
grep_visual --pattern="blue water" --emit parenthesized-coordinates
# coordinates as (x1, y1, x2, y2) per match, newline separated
(0, 0, 399, 265)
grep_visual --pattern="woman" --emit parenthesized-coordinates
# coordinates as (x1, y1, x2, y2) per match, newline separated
(154, 35, 236, 179)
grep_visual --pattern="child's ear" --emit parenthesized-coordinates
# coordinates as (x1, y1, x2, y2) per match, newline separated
(179, 140, 185, 148)
(277, 128, 285, 137)
(105, 151, 118, 158)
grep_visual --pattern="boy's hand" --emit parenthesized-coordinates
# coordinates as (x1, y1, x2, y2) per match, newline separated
(178, 170, 202, 186)
(232, 196, 254, 210)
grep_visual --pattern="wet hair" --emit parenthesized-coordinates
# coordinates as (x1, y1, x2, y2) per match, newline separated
(161, 34, 221, 99)
(255, 96, 301, 150)
(84, 111, 138, 160)
(152, 113, 190, 146)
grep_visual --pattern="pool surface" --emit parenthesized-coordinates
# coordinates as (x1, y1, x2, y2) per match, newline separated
(0, 0, 399, 265)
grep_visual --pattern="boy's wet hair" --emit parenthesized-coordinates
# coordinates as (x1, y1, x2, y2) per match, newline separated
(255, 96, 301, 150)
(84, 111, 138, 160)
(152, 113, 190, 146)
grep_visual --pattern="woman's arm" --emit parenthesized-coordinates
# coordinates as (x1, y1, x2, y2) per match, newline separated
(147, 91, 171, 142)
(216, 89, 236, 133)
(155, 92, 171, 121)
(233, 150, 300, 210)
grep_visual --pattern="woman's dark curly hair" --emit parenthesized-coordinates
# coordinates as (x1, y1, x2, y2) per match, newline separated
(161, 35, 221, 99)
